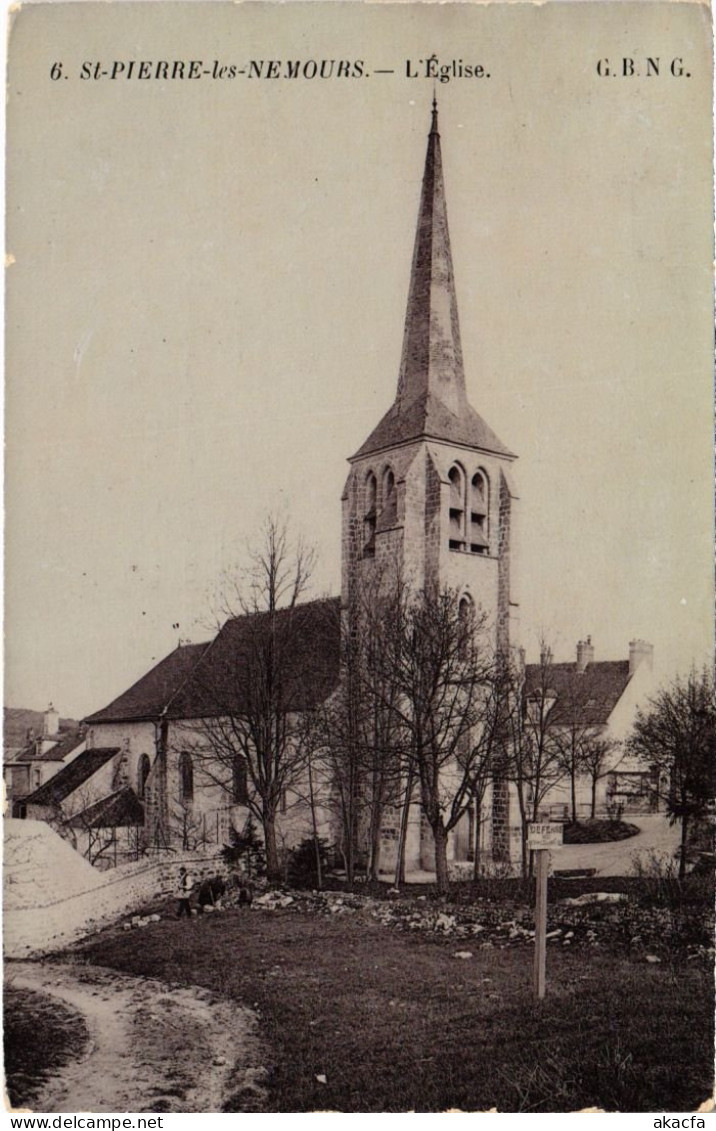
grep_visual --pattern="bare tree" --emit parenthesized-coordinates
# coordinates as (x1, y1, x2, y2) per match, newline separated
(504, 643, 566, 876)
(546, 669, 622, 824)
(187, 515, 324, 882)
(384, 586, 500, 895)
(305, 575, 403, 884)
(580, 734, 620, 820)
(626, 668, 716, 879)
(550, 669, 594, 823)
(171, 793, 213, 853)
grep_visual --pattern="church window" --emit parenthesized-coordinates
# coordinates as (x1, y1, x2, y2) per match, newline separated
(382, 466, 397, 527)
(137, 753, 151, 800)
(469, 470, 489, 554)
(458, 594, 473, 657)
(363, 472, 377, 558)
(448, 464, 466, 550)
(179, 752, 194, 802)
(232, 754, 248, 804)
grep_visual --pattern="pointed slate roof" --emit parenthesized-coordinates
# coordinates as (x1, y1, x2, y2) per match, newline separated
(353, 102, 514, 462)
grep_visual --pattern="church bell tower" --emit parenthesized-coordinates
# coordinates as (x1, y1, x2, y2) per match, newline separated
(342, 101, 519, 658)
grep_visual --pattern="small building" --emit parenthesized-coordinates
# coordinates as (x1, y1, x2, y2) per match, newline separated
(523, 636, 657, 824)
(5, 704, 86, 815)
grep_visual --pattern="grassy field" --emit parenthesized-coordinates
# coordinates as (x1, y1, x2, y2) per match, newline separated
(72, 904, 714, 1113)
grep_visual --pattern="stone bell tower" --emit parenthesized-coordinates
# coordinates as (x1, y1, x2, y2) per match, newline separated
(341, 102, 520, 863)
(342, 100, 519, 656)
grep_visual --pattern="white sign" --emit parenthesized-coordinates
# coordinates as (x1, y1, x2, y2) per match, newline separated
(527, 822, 564, 850)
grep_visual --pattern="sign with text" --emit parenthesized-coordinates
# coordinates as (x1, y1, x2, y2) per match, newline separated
(527, 823, 564, 851)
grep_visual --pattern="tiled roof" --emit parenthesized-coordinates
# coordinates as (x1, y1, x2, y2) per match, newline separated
(523, 661, 631, 727)
(85, 597, 342, 725)
(84, 642, 211, 724)
(352, 392, 515, 461)
(69, 786, 144, 829)
(168, 597, 342, 719)
(23, 748, 119, 809)
(12, 731, 85, 764)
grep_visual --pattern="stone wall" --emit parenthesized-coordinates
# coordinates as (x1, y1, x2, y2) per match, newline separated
(4, 818, 221, 958)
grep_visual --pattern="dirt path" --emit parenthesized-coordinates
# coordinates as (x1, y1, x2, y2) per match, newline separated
(5, 961, 268, 1113)
(556, 814, 681, 876)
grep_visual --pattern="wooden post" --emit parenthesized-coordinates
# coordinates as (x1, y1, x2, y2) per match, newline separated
(533, 848, 549, 1001)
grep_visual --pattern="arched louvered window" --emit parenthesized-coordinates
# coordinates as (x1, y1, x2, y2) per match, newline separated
(469, 470, 489, 554)
(382, 467, 397, 527)
(448, 464, 466, 551)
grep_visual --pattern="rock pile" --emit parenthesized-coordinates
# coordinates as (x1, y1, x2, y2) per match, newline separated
(237, 884, 713, 964)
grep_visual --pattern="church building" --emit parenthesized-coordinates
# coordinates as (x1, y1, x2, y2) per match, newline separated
(17, 104, 653, 874)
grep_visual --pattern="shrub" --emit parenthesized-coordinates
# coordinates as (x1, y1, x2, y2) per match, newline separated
(630, 848, 715, 910)
(221, 815, 266, 879)
(563, 819, 640, 844)
(287, 836, 331, 889)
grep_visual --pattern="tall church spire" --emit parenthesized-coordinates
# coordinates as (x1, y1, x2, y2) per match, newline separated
(396, 96, 466, 418)
(353, 104, 513, 461)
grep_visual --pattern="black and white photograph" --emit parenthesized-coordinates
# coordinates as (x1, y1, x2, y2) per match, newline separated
(3, 0, 714, 1115)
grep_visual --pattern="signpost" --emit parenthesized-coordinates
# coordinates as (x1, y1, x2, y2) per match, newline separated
(527, 822, 564, 1000)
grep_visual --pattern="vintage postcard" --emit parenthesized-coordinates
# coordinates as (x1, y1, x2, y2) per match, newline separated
(3, 0, 714, 1117)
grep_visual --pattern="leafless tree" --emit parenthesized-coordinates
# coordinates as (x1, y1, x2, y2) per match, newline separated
(304, 573, 404, 883)
(550, 670, 595, 823)
(546, 669, 621, 824)
(383, 586, 500, 895)
(187, 515, 322, 881)
(580, 734, 620, 820)
(626, 667, 716, 879)
(503, 642, 566, 876)
(171, 794, 213, 853)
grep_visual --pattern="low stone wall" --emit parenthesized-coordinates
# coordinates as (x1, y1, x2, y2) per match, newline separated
(4, 819, 221, 958)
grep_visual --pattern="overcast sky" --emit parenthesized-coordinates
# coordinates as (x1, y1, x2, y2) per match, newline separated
(5, 1, 713, 719)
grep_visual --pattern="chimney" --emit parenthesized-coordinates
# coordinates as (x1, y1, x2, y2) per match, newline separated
(539, 645, 553, 667)
(629, 639, 654, 676)
(576, 636, 595, 673)
(42, 703, 59, 737)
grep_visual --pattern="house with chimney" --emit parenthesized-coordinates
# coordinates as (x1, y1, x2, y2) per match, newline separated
(524, 636, 657, 826)
(4, 704, 86, 816)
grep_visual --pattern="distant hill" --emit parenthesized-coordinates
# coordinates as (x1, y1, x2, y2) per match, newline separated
(3, 708, 79, 750)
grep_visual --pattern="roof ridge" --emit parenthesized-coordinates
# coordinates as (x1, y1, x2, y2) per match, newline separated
(162, 637, 217, 717)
